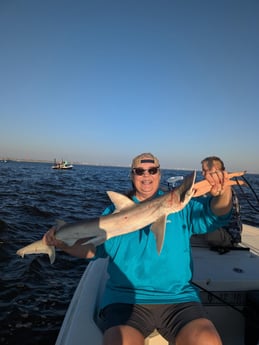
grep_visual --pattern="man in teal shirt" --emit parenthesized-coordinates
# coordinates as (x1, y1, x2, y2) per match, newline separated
(44, 152, 232, 345)
(98, 190, 230, 309)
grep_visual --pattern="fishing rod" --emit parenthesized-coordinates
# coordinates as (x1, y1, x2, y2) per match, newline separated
(235, 176, 259, 213)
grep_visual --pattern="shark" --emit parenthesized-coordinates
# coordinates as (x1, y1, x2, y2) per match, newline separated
(16, 170, 246, 264)
(17, 171, 196, 264)
(193, 171, 246, 197)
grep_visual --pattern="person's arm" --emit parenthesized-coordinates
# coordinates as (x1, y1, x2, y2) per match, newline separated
(42, 205, 114, 260)
(43, 227, 96, 259)
(204, 169, 233, 216)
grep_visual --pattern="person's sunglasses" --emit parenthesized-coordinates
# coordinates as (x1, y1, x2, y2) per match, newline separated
(132, 167, 160, 176)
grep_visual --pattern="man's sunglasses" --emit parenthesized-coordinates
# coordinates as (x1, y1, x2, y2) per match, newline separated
(132, 167, 160, 176)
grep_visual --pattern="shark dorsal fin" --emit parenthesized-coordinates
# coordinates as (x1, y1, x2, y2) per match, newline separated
(107, 191, 135, 212)
(150, 215, 167, 254)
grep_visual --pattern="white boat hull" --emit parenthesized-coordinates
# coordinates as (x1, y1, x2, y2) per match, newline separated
(52, 165, 73, 169)
(56, 224, 259, 345)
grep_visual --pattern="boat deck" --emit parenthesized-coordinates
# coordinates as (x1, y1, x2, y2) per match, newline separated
(56, 224, 259, 345)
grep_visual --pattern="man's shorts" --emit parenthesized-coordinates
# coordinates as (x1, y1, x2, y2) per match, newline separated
(98, 302, 208, 343)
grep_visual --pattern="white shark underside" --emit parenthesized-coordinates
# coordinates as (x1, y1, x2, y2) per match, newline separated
(17, 171, 196, 263)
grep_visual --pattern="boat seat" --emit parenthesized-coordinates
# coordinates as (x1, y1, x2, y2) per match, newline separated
(144, 329, 172, 345)
(191, 234, 209, 247)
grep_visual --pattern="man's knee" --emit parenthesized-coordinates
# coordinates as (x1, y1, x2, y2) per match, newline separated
(103, 325, 145, 345)
(175, 318, 222, 345)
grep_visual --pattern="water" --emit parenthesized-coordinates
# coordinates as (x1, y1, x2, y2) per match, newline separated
(0, 162, 258, 345)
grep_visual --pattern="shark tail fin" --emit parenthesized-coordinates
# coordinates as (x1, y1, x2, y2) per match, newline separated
(16, 240, 56, 264)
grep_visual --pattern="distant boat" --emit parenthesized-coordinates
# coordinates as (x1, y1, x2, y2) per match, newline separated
(52, 159, 73, 170)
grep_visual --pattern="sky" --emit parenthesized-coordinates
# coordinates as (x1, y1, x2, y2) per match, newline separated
(0, 0, 259, 172)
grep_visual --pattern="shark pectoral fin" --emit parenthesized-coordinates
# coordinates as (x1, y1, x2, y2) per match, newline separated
(107, 191, 135, 212)
(81, 229, 107, 247)
(150, 215, 167, 254)
(82, 235, 107, 247)
(48, 246, 56, 264)
(16, 240, 56, 264)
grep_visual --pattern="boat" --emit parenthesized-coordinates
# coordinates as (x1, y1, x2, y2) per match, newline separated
(52, 160, 73, 170)
(55, 223, 259, 345)
(166, 175, 184, 189)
